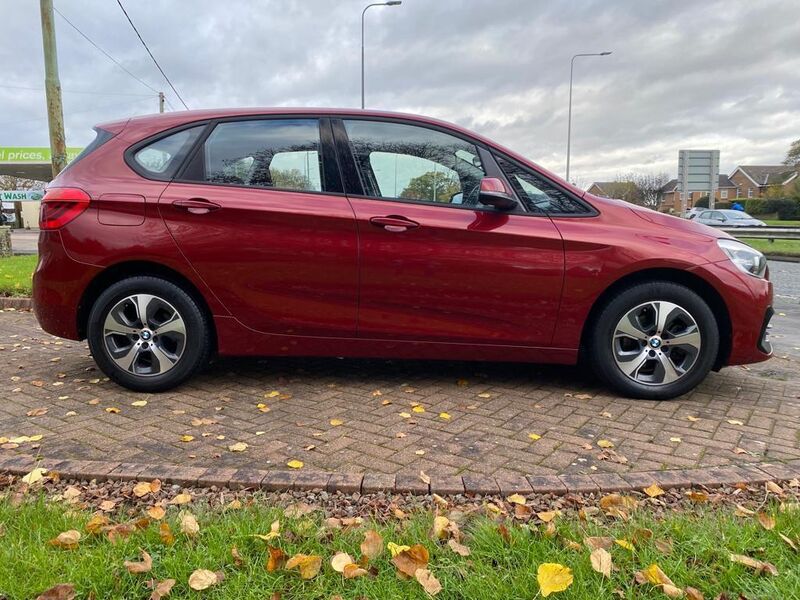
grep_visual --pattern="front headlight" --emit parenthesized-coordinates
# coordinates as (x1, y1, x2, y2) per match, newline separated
(717, 238, 767, 278)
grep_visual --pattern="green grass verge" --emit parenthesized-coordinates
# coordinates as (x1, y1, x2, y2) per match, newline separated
(0, 254, 37, 296)
(763, 220, 800, 227)
(739, 238, 800, 257)
(0, 497, 798, 599)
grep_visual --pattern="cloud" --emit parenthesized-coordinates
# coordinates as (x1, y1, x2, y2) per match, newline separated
(0, 0, 797, 185)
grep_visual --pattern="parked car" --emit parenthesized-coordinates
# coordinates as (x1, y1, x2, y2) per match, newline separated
(33, 108, 773, 400)
(694, 209, 766, 227)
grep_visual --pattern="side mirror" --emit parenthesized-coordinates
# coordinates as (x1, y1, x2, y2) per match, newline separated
(478, 177, 517, 210)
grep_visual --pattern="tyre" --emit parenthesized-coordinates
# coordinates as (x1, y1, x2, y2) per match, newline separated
(588, 281, 718, 400)
(87, 276, 211, 392)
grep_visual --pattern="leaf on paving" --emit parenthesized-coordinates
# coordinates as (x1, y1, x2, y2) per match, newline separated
(447, 538, 471, 556)
(188, 569, 220, 591)
(399, 412, 411, 418)
(168, 493, 192, 505)
(381, 399, 392, 405)
(537, 563, 573, 597)
(343, 563, 369, 579)
(597, 439, 614, 448)
(371, 389, 383, 396)
(419, 471, 431, 485)
(180, 435, 194, 443)
(729, 553, 778, 576)
(35, 584, 76, 600)
(265, 391, 280, 398)
(600, 411, 612, 418)
(148, 578, 176, 600)
(287, 459, 304, 469)
(415, 449, 425, 456)
(574, 393, 592, 400)
(415, 568, 442, 596)
(266, 546, 287, 571)
(285, 554, 322, 579)
(146, 505, 165, 520)
(734, 447, 749, 455)
(727, 419, 744, 425)
(105, 407, 121, 414)
(477, 392, 492, 398)
(439, 412, 451, 420)
(329, 419, 343, 426)
(392, 544, 430, 576)
(21, 467, 47, 485)
(191, 417, 217, 426)
(26, 407, 48, 417)
(757, 512, 775, 530)
(254, 520, 281, 541)
(180, 513, 200, 536)
(331, 552, 355, 573)
(131, 400, 147, 407)
(256, 403, 270, 413)
(228, 442, 248, 452)
(644, 483, 665, 498)
(527, 433, 542, 441)
(412, 405, 425, 413)
(669, 437, 681, 443)
(159, 522, 174, 545)
(124, 549, 153, 574)
(49, 529, 81, 549)
(361, 529, 384, 560)
(590, 547, 612, 578)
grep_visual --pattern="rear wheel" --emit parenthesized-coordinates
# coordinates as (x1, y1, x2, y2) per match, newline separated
(87, 276, 210, 392)
(589, 282, 718, 400)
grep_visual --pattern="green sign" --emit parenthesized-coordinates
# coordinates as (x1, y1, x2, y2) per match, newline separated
(0, 147, 83, 163)
(0, 190, 44, 202)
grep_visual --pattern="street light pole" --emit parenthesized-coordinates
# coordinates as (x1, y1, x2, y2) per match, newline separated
(566, 51, 611, 184)
(361, 1, 401, 109)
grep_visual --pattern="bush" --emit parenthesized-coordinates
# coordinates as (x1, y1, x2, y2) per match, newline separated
(715, 201, 732, 210)
(745, 197, 800, 218)
(744, 198, 767, 214)
(695, 196, 709, 208)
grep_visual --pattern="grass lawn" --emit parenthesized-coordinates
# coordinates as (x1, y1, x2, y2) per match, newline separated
(0, 254, 37, 296)
(739, 238, 800, 257)
(763, 219, 800, 227)
(1, 495, 798, 599)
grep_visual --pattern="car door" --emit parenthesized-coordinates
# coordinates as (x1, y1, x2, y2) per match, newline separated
(159, 117, 359, 337)
(333, 118, 564, 346)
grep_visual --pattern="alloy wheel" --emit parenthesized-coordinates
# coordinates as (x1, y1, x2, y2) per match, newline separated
(611, 300, 702, 386)
(102, 294, 187, 377)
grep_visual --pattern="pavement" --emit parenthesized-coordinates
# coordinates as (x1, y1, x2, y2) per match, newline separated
(0, 255, 798, 494)
(9, 230, 37, 255)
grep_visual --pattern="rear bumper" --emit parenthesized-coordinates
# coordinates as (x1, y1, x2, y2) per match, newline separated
(32, 230, 101, 340)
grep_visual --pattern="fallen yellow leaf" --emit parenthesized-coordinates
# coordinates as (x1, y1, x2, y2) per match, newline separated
(131, 400, 147, 407)
(228, 442, 248, 452)
(537, 563, 573, 597)
(597, 440, 614, 448)
(439, 412, 451, 420)
(287, 459, 304, 469)
(528, 433, 542, 441)
(329, 419, 343, 426)
(286, 554, 322, 579)
(590, 547, 612, 578)
(124, 549, 152, 574)
(412, 405, 425, 413)
(507, 493, 527, 505)
(187, 569, 220, 591)
(644, 483, 665, 498)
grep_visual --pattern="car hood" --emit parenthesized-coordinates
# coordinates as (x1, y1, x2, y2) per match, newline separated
(586, 195, 734, 240)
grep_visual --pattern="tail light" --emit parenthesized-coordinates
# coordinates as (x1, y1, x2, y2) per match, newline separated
(40, 188, 91, 230)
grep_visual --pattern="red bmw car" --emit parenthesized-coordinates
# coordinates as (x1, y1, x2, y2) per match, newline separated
(33, 108, 773, 399)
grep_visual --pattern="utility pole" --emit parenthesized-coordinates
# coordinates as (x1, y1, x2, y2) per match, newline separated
(158, 91, 165, 113)
(39, 0, 67, 178)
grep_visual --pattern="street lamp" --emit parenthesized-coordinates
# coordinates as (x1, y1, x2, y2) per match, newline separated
(565, 51, 611, 183)
(361, 1, 402, 109)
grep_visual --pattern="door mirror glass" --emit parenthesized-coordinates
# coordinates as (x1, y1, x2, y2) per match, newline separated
(478, 177, 516, 210)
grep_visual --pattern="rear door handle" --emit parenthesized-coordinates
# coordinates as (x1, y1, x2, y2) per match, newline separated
(172, 198, 221, 215)
(369, 215, 419, 232)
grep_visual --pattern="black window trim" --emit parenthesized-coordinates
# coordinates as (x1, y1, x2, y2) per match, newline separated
(492, 151, 599, 218)
(125, 114, 347, 197)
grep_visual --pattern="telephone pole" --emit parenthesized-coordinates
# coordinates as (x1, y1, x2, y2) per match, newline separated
(39, 0, 67, 178)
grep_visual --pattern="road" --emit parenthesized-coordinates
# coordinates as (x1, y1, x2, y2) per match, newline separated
(8, 229, 798, 353)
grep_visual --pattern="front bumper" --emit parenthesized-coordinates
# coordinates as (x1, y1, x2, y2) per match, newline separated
(32, 230, 101, 340)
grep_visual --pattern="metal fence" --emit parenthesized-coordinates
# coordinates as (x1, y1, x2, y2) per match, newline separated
(721, 226, 800, 241)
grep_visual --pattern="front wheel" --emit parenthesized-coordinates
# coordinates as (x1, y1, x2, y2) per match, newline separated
(589, 282, 719, 400)
(87, 276, 211, 392)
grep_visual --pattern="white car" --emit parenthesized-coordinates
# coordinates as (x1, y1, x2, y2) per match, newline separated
(694, 209, 767, 227)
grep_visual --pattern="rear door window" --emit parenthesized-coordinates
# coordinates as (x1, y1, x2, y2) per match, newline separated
(133, 126, 204, 178)
(200, 119, 323, 192)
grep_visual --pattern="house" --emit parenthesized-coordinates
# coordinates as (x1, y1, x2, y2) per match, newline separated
(728, 165, 798, 199)
(658, 175, 736, 213)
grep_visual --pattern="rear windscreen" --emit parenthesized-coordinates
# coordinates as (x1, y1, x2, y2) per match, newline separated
(64, 128, 115, 170)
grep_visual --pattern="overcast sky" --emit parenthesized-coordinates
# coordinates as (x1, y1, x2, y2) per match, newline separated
(1, 0, 798, 187)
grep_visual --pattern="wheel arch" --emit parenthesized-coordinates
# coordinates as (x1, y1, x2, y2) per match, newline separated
(76, 260, 217, 353)
(579, 267, 732, 370)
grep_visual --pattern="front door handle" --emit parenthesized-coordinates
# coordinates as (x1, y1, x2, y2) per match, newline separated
(172, 198, 221, 215)
(369, 215, 419, 232)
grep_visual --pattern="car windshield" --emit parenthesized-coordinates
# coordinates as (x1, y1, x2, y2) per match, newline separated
(724, 211, 751, 220)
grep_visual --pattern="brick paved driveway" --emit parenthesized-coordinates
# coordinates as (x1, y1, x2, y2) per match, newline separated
(1, 310, 799, 483)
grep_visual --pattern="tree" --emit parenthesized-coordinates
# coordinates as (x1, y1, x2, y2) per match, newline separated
(400, 171, 460, 203)
(630, 172, 670, 210)
(784, 139, 800, 167)
(270, 168, 312, 190)
(602, 180, 642, 204)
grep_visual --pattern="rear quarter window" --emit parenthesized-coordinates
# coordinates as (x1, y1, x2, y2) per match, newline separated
(131, 125, 204, 179)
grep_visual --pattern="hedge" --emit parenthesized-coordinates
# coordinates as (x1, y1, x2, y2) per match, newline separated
(744, 198, 800, 218)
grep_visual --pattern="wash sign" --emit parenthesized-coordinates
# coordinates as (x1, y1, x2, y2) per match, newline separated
(0, 147, 83, 163)
(1, 190, 43, 202)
